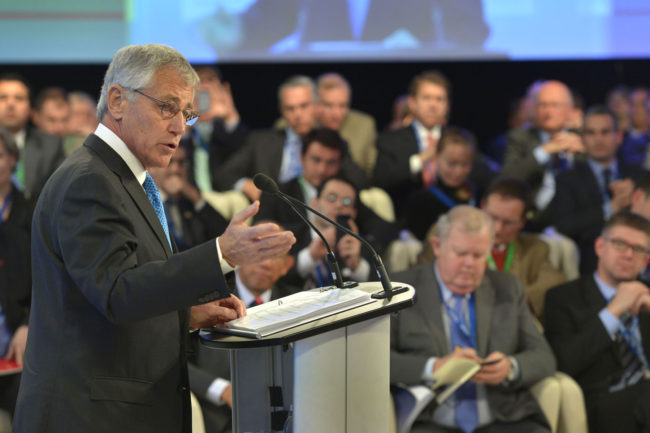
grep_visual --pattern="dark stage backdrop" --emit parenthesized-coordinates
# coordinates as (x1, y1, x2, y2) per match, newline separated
(5, 58, 650, 152)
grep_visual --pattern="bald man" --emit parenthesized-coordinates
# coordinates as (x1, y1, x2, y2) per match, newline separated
(502, 80, 586, 229)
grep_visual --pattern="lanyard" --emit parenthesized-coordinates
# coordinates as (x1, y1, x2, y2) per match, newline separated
(428, 185, 476, 209)
(441, 292, 477, 348)
(487, 242, 515, 272)
(0, 188, 14, 226)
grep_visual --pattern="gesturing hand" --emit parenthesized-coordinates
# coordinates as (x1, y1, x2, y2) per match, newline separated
(219, 201, 296, 267)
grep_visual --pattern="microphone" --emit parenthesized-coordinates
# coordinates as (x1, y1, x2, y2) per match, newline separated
(253, 173, 407, 300)
(253, 173, 349, 290)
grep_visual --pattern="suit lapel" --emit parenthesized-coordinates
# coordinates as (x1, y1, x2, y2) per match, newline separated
(474, 275, 495, 357)
(84, 135, 173, 258)
(422, 263, 451, 354)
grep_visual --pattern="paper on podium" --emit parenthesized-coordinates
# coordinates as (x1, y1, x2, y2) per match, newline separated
(221, 287, 375, 338)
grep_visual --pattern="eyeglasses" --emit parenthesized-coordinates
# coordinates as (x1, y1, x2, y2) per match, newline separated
(325, 193, 354, 207)
(124, 87, 199, 126)
(603, 237, 649, 257)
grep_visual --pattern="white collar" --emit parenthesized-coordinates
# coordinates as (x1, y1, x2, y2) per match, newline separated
(235, 270, 272, 306)
(94, 123, 147, 185)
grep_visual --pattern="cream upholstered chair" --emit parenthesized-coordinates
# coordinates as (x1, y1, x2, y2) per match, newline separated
(190, 391, 206, 433)
(359, 186, 396, 223)
(202, 190, 250, 221)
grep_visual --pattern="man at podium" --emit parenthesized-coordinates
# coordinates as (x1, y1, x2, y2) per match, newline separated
(390, 206, 555, 432)
(12, 44, 295, 433)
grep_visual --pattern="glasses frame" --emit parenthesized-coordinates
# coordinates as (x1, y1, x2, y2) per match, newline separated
(603, 237, 650, 257)
(124, 87, 199, 126)
(325, 192, 354, 207)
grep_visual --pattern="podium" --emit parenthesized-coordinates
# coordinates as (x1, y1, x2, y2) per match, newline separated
(199, 282, 415, 433)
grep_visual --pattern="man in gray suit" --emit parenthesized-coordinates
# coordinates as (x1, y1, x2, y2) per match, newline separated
(13, 44, 295, 433)
(0, 73, 65, 198)
(390, 205, 555, 432)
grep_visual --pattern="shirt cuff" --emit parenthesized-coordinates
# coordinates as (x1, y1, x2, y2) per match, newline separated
(194, 199, 207, 212)
(599, 308, 621, 340)
(533, 145, 551, 165)
(409, 154, 423, 175)
(234, 177, 249, 192)
(206, 377, 231, 406)
(296, 247, 318, 277)
(216, 237, 236, 274)
(342, 258, 370, 281)
(423, 357, 437, 382)
(505, 356, 520, 383)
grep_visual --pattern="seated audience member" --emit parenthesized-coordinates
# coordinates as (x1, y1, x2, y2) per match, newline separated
(391, 206, 556, 433)
(277, 72, 378, 176)
(150, 146, 228, 251)
(0, 73, 65, 198)
(64, 91, 98, 155)
(31, 87, 70, 138)
(606, 85, 630, 134)
(630, 172, 650, 283)
(215, 75, 367, 200)
(502, 80, 585, 230)
(484, 97, 527, 166)
(544, 212, 650, 433)
(0, 127, 34, 421)
(553, 106, 643, 275)
(407, 127, 479, 241)
(418, 177, 566, 320)
(622, 87, 650, 168)
(387, 94, 413, 131)
(180, 66, 249, 192)
(373, 70, 494, 224)
(188, 232, 297, 433)
(255, 128, 398, 265)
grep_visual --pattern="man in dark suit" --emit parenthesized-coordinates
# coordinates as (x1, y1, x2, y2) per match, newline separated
(12, 44, 295, 433)
(179, 66, 249, 192)
(552, 106, 643, 274)
(373, 71, 494, 223)
(0, 73, 65, 199)
(189, 235, 297, 433)
(391, 205, 555, 432)
(501, 80, 585, 230)
(544, 212, 650, 433)
(213, 75, 368, 200)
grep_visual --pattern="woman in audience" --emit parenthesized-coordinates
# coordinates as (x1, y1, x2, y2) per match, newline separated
(0, 126, 34, 420)
(406, 127, 480, 240)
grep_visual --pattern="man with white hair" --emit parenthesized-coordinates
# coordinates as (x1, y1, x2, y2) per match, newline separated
(13, 44, 295, 433)
(391, 205, 555, 432)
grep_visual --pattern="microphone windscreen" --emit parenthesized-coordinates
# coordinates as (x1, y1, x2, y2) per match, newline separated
(253, 173, 279, 193)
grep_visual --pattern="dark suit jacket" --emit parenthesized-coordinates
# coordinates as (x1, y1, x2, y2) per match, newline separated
(179, 119, 249, 191)
(390, 263, 555, 426)
(552, 160, 644, 274)
(0, 187, 33, 334)
(188, 283, 298, 433)
(13, 134, 231, 433)
(544, 276, 650, 431)
(373, 125, 495, 223)
(23, 127, 66, 199)
(213, 128, 369, 192)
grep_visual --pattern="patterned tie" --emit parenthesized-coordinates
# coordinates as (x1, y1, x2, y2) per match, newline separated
(449, 294, 478, 433)
(610, 313, 646, 391)
(143, 172, 172, 248)
(421, 133, 438, 188)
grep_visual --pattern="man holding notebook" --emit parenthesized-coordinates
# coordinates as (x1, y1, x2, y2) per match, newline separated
(390, 206, 555, 433)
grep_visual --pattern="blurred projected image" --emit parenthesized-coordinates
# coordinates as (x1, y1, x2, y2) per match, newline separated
(182, 0, 492, 61)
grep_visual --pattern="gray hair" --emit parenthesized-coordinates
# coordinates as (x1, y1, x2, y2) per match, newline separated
(96, 44, 199, 121)
(317, 72, 351, 98)
(435, 205, 494, 246)
(277, 75, 317, 110)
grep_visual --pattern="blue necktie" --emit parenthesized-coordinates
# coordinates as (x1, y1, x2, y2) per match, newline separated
(143, 172, 172, 248)
(449, 294, 478, 433)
